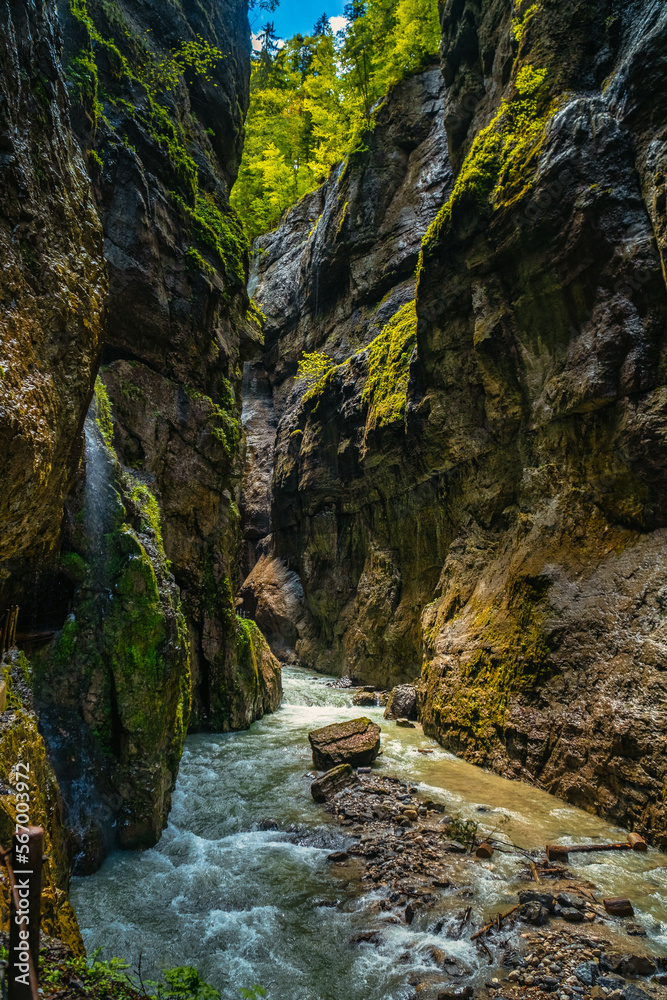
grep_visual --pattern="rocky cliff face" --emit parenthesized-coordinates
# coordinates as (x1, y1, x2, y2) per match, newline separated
(243, 64, 452, 674)
(247, 1, 667, 848)
(53, 0, 279, 735)
(0, 0, 106, 600)
(0, 0, 280, 877)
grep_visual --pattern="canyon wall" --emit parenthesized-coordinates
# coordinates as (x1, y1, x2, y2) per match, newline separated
(0, 0, 279, 876)
(248, 0, 667, 847)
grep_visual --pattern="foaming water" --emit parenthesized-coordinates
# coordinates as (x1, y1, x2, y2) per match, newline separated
(71, 668, 667, 998)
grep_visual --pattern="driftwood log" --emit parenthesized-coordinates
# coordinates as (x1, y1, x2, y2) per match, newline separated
(604, 897, 634, 917)
(475, 842, 494, 859)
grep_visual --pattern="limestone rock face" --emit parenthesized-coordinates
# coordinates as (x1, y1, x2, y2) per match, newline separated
(0, 0, 106, 595)
(248, 0, 667, 846)
(384, 685, 418, 721)
(53, 0, 278, 733)
(244, 66, 452, 672)
(0, 651, 84, 955)
(309, 718, 381, 770)
(34, 394, 191, 871)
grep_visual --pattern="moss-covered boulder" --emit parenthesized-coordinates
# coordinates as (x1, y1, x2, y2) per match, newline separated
(309, 718, 381, 770)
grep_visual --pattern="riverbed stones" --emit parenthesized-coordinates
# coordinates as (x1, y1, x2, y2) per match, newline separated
(308, 717, 381, 769)
(310, 763, 360, 802)
(384, 684, 418, 720)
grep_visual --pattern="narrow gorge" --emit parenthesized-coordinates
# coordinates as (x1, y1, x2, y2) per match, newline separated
(0, 0, 667, 997)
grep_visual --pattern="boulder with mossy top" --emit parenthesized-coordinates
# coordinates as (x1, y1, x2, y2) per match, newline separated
(308, 718, 381, 770)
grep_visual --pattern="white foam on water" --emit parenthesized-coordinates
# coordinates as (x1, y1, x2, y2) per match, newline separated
(72, 665, 667, 999)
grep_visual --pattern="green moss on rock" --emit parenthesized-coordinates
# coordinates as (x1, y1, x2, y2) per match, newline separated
(362, 301, 417, 430)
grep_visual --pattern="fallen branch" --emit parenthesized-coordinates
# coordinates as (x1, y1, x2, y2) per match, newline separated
(471, 904, 520, 940)
(529, 861, 541, 884)
(455, 906, 472, 940)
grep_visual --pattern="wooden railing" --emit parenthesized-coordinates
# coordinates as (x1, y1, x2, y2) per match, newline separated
(0, 828, 42, 1000)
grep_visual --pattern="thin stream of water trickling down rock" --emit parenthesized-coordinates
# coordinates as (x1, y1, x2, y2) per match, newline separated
(71, 667, 667, 1000)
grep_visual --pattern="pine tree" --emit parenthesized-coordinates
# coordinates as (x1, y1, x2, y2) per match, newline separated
(313, 13, 331, 35)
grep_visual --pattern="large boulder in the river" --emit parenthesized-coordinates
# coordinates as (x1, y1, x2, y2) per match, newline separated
(310, 763, 360, 802)
(384, 685, 417, 720)
(308, 718, 381, 770)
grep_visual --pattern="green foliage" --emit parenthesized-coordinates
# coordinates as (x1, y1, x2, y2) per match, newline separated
(232, 0, 441, 238)
(238, 989, 268, 1000)
(41, 950, 223, 1000)
(512, 1, 539, 41)
(362, 301, 416, 429)
(420, 63, 550, 264)
(444, 816, 479, 846)
(149, 966, 221, 1000)
(40, 948, 136, 1000)
(186, 246, 215, 278)
(127, 478, 168, 564)
(192, 194, 247, 285)
(295, 351, 335, 389)
(93, 375, 114, 446)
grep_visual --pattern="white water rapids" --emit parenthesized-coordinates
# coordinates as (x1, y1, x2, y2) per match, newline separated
(71, 667, 667, 999)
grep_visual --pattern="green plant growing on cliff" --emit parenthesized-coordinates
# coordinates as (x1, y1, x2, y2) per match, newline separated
(295, 351, 335, 393)
(419, 63, 551, 266)
(192, 193, 247, 285)
(94, 376, 114, 446)
(512, 1, 539, 41)
(362, 300, 416, 429)
(430, 577, 551, 754)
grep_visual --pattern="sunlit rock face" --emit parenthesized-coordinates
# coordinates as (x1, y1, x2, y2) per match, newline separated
(246, 2, 667, 846)
(0, 0, 106, 596)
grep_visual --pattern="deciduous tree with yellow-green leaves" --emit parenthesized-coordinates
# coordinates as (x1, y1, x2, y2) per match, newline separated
(232, 0, 440, 240)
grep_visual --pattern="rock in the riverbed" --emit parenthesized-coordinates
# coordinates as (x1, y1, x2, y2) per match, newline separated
(396, 718, 416, 728)
(522, 902, 550, 926)
(309, 718, 381, 770)
(310, 763, 360, 802)
(353, 690, 379, 707)
(384, 685, 417, 720)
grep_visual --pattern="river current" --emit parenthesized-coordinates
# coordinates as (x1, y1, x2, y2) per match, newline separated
(71, 667, 667, 1000)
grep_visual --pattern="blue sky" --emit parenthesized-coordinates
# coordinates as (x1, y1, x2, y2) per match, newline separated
(249, 0, 347, 40)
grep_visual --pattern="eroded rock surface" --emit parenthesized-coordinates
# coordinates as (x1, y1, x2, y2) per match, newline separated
(242, 64, 452, 671)
(0, 0, 106, 596)
(247, 0, 667, 847)
(385, 684, 418, 720)
(309, 717, 381, 770)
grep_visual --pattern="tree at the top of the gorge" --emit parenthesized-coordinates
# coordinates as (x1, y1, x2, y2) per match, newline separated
(231, 0, 440, 239)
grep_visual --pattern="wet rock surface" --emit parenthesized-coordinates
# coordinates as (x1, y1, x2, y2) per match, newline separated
(309, 717, 381, 770)
(241, 65, 452, 676)
(385, 684, 418, 720)
(312, 768, 667, 1000)
(247, 0, 667, 848)
(0, 0, 106, 597)
(310, 763, 360, 803)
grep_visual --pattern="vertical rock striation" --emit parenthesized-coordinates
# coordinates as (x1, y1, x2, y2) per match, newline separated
(246, 2, 667, 847)
(53, 0, 279, 734)
(0, 0, 280, 876)
(243, 65, 452, 678)
(0, 0, 106, 595)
